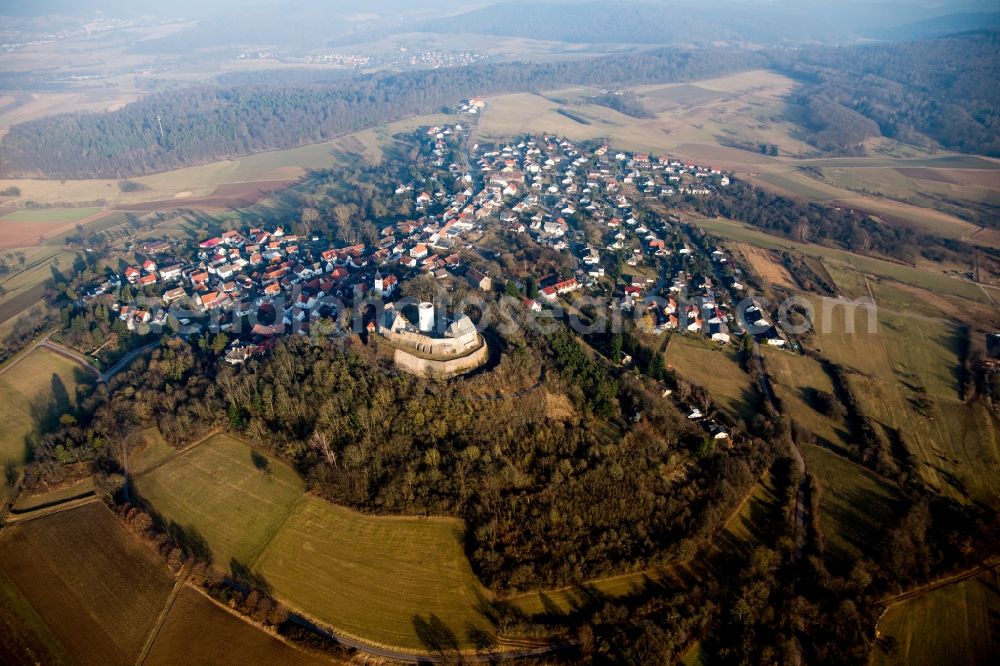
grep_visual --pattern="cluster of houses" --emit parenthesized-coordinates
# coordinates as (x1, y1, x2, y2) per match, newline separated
(91, 113, 790, 369)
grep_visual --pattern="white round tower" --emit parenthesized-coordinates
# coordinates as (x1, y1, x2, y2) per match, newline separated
(418, 302, 434, 333)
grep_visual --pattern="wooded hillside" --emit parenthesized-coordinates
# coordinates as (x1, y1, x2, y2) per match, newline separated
(0, 49, 763, 179)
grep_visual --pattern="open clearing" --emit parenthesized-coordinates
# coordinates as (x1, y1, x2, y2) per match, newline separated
(733, 242, 796, 289)
(800, 445, 903, 567)
(807, 302, 1000, 510)
(0, 207, 105, 249)
(256, 497, 494, 652)
(0, 502, 174, 665)
(0, 346, 90, 507)
(135, 432, 496, 652)
(762, 348, 853, 454)
(695, 217, 991, 303)
(135, 433, 305, 567)
(873, 567, 1000, 666)
(145, 586, 334, 666)
(666, 335, 758, 420)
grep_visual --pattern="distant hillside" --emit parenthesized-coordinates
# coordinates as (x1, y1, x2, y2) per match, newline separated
(409, 1, 842, 45)
(0, 47, 764, 179)
(3, 30, 997, 178)
(869, 12, 1000, 41)
(405, 0, 997, 46)
(778, 31, 1000, 156)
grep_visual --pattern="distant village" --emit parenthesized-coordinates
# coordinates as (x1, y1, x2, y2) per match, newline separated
(89, 101, 789, 370)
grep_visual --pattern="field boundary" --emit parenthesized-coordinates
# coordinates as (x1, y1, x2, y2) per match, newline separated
(3, 495, 100, 524)
(130, 428, 221, 479)
(136, 562, 191, 666)
(246, 494, 306, 571)
(879, 559, 1000, 609)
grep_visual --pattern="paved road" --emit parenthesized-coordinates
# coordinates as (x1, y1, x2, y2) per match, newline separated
(98, 341, 160, 383)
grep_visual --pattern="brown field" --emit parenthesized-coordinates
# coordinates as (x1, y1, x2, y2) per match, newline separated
(966, 226, 1000, 248)
(477, 70, 808, 158)
(734, 242, 796, 289)
(110, 180, 297, 213)
(937, 168, 1000, 188)
(145, 587, 336, 666)
(893, 167, 958, 183)
(0, 208, 109, 249)
(0, 502, 175, 665)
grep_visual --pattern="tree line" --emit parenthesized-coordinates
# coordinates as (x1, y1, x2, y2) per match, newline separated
(0, 48, 765, 179)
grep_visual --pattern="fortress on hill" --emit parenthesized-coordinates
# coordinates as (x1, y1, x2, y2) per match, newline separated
(377, 301, 487, 377)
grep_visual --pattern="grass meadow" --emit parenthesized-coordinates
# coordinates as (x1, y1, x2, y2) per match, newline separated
(0, 347, 90, 507)
(135, 432, 498, 652)
(801, 445, 903, 567)
(134, 433, 305, 567)
(255, 497, 495, 651)
(807, 302, 1000, 510)
(872, 567, 1000, 666)
(666, 335, 759, 421)
(762, 348, 854, 454)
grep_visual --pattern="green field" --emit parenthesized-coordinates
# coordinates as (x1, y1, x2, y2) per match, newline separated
(135, 433, 499, 652)
(0, 502, 174, 665)
(801, 445, 903, 566)
(0, 207, 101, 223)
(134, 433, 305, 567)
(666, 336, 758, 420)
(808, 301, 1000, 509)
(873, 567, 1000, 665)
(145, 586, 332, 666)
(0, 347, 90, 506)
(256, 497, 494, 651)
(762, 348, 853, 453)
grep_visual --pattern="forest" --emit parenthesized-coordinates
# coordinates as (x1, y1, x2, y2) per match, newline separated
(2, 32, 997, 177)
(777, 31, 1000, 155)
(0, 48, 764, 179)
(684, 179, 1000, 264)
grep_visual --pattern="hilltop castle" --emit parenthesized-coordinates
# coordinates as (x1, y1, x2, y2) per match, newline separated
(377, 301, 487, 377)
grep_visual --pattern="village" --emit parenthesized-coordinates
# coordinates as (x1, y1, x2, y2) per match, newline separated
(92, 103, 789, 372)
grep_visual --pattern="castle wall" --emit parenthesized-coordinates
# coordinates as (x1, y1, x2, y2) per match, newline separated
(383, 329, 479, 359)
(393, 342, 489, 378)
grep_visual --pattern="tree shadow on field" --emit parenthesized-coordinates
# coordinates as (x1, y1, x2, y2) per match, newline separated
(28, 374, 72, 435)
(132, 485, 216, 565)
(229, 558, 272, 593)
(250, 449, 270, 474)
(412, 613, 460, 659)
